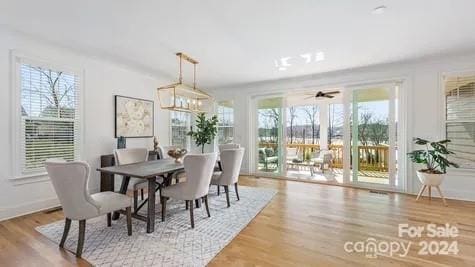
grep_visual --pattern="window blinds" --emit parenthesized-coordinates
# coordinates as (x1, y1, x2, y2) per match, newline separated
(20, 63, 80, 174)
(217, 102, 234, 144)
(445, 76, 475, 169)
(170, 110, 190, 149)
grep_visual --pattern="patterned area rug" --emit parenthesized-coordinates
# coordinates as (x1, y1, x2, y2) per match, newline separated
(36, 186, 276, 266)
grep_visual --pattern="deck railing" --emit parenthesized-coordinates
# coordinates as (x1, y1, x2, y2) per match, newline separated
(259, 143, 389, 172)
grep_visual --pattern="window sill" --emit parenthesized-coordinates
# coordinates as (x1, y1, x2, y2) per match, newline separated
(9, 172, 50, 185)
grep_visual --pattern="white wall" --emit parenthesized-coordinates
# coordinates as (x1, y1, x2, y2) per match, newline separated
(211, 52, 475, 201)
(0, 28, 172, 220)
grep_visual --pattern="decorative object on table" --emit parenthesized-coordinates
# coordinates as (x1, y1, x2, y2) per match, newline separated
(167, 148, 188, 163)
(117, 136, 126, 149)
(157, 52, 213, 113)
(115, 95, 154, 138)
(153, 136, 159, 153)
(408, 138, 459, 206)
(187, 113, 218, 153)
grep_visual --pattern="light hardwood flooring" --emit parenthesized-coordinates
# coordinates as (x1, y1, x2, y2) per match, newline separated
(1, 176, 474, 266)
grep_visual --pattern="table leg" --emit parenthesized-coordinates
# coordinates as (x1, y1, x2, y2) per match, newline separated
(112, 176, 130, 220)
(147, 177, 156, 233)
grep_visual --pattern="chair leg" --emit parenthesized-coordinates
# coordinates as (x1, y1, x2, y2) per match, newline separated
(59, 218, 71, 248)
(76, 220, 86, 257)
(189, 200, 195, 228)
(234, 182, 240, 201)
(107, 213, 111, 227)
(141, 189, 144, 200)
(195, 199, 201, 208)
(133, 190, 138, 213)
(204, 195, 211, 217)
(185, 200, 189, 210)
(126, 207, 132, 236)
(224, 185, 230, 208)
(217, 185, 220, 196)
(161, 197, 167, 222)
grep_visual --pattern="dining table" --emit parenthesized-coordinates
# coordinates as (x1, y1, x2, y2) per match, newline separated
(96, 158, 184, 233)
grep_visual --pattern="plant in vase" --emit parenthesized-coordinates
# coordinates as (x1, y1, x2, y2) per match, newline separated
(187, 113, 218, 153)
(407, 138, 459, 205)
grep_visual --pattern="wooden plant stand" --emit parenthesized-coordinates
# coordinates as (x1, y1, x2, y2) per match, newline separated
(416, 185, 448, 206)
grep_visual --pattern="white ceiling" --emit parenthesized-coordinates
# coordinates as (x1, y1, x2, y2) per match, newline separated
(2, 0, 475, 89)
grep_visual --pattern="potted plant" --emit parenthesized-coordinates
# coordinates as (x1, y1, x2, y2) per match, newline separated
(407, 138, 459, 185)
(187, 113, 218, 153)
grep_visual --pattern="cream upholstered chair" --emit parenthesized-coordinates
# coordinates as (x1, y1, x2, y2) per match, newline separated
(215, 143, 241, 193)
(45, 160, 132, 257)
(114, 148, 149, 213)
(218, 143, 240, 152)
(157, 145, 185, 184)
(211, 148, 245, 207)
(160, 152, 217, 228)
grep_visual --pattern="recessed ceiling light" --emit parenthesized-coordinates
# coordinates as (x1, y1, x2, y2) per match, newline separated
(372, 5, 387, 15)
(315, 51, 325, 62)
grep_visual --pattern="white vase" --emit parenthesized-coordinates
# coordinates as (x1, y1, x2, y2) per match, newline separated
(416, 170, 445, 186)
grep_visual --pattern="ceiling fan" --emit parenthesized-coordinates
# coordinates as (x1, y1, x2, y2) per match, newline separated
(304, 91, 340, 99)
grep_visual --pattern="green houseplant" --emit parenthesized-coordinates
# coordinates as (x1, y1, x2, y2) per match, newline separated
(187, 113, 218, 153)
(407, 138, 459, 187)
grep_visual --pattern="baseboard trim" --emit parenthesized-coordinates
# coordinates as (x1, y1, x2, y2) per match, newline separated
(248, 174, 475, 202)
(0, 197, 60, 222)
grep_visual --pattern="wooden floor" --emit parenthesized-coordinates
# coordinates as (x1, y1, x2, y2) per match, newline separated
(1, 177, 475, 266)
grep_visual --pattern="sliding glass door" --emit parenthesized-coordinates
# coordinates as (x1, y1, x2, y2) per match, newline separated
(350, 86, 398, 187)
(256, 97, 284, 175)
(252, 83, 402, 190)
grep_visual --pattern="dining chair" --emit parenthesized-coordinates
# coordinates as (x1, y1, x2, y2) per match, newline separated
(45, 160, 132, 257)
(157, 145, 185, 184)
(218, 143, 240, 152)
(215, 143, 241, 194)
(160, 152, 218, 228)
(211, 148, 245, 207)
(114, 148, 149, 213)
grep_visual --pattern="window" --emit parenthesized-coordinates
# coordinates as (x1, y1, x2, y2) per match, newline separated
(445, 74, 475, 169)
(170, 110, 190, 149)
(217, 100, 234, 144)
(15, 58, 81, 176)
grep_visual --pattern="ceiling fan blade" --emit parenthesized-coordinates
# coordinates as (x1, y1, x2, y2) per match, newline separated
(304, 96, 315, 99)
(325, 95, 335, 98)
(325, 91, 340, 95)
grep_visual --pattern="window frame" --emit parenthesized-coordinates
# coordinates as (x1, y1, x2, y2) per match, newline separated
(10, 51, 84, 180)
(169, 110, 191, 150)
(440, 70, 475, 173)
(216, 100, 235, 145)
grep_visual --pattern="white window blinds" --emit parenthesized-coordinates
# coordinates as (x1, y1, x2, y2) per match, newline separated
(445, 75, 475, 169)
(19, 62, 81, 174)
(170, 110, 190, 149)
(217, 101, 234, 144)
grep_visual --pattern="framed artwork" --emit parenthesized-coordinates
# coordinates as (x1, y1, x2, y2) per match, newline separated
(115, 95, 154, 138)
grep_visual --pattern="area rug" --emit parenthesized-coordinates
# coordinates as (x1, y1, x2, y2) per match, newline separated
(36, 186, 276, 266)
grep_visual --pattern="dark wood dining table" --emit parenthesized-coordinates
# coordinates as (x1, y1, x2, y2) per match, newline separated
(96, 159, 184, 233)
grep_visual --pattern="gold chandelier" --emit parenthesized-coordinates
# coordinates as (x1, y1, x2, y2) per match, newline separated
(157, 52, 213, 113)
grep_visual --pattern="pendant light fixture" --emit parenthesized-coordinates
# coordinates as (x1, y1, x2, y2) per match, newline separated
(157, 52, 213, 113)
